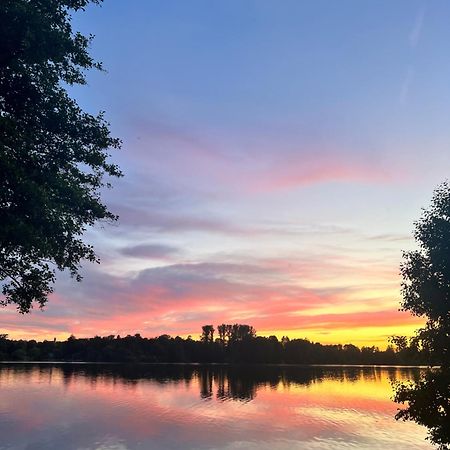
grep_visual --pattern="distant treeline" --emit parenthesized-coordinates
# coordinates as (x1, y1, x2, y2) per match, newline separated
(0, 324, 431, 365)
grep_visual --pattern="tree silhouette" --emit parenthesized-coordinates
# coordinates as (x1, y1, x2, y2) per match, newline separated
(395, 368, 450, 450)
(399, 181, 450, 363)
(0, 325, 419, 365)
(201, 325, 214, 343)
(218, 323, 227, 345)
(0, 0, 121, 312)
(394, 181, 450, 448)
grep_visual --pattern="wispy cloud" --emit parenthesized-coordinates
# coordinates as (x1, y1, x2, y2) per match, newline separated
(399, 66, 414, 105)
(112, 204, 249, 235)
(401, 6, 425, 105)
(248, 156, 392, 192)
(120, 243, 180, 260)
(122, 118, 401, 198)
(368, 233, 412, 242)
(409, 7, 426, 48)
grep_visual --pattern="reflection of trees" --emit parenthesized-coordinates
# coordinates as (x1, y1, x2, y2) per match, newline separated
(395, 368, 450, 449)
(199, 369, 213, 399)
(213, 367, 258, 402)
(0, 363, 420, 404)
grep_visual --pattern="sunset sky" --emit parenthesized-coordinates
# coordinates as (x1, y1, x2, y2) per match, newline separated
(3, 0, 450, 346)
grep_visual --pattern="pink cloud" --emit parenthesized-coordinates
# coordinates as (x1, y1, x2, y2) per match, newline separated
(250, 158, 392, 192)
(122, 120, 403, 198)
(0, 259, 417, 343)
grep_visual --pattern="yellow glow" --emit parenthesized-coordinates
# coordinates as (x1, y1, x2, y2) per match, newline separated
(258, 322, 425, 348)
(4, 329, 71, 341)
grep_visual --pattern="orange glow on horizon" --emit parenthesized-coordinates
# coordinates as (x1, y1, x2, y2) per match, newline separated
(3, 320, 425, 350)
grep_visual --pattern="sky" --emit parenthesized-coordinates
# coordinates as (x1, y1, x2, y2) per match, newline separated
(3, 0, 450, 346)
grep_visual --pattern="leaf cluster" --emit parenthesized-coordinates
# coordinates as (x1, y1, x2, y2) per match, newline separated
(400, 181, 450, 364)
(0, 0, 121, 312)
(395, 368, 450, 450)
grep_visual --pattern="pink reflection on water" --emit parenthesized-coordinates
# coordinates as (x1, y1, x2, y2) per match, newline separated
(0, 365, 432, 450)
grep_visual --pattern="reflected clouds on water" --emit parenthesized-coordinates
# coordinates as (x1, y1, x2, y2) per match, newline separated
(0, 364, 432, 450)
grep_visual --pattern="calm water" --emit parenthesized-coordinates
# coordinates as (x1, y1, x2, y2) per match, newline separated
(0, 364, 432, 450)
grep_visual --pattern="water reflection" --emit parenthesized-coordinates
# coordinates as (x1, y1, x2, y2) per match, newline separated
(0, 363, 424, 402)
(0, 364, 431, 450)
(395, 367, 450, 449)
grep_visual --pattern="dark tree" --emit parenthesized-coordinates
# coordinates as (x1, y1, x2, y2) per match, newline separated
(399, 181, 450, 363)
(0, 0, 121, 312)
(395, 181, 450, 448)
(395, 369, 450, 450)
(218, 323, 227, 345)
(201, 325, 214, 343)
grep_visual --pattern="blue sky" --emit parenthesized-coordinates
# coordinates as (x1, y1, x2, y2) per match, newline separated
(2, 0, 449, 345)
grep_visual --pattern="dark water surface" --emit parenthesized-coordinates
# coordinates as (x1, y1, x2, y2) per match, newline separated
(0, 364, 431, 450)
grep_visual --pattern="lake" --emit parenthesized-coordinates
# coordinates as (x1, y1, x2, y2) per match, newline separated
(0, 364, 432, 450)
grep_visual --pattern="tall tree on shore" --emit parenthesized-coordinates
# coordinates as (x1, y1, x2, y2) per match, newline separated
(395, 181, 450, 448)
(398, 181, 450, 364)
(0, 0, 121, 313)
(201, 325, 214, 343)
(218, 324, 227, 345)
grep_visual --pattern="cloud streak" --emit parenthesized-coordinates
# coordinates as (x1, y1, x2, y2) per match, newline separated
(122, 119, 401, 197)
(409, 7, 426, 48)
(0, 256, 419, 345)
(120, 243, 180, 260)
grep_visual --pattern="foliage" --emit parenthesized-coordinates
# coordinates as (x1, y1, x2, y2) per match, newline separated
(201, 325, 214, 343)
(0, 324, 426, 365)
(217, 323, 256, 345)
(0, 0, 121, 313)
(395, 369, 450, 450)
(395, 181, 450, 448)
(400, 181, 450, 364)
